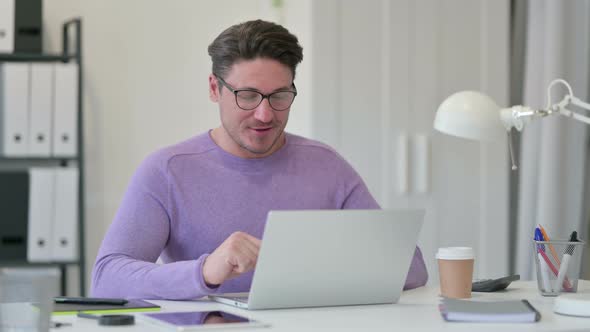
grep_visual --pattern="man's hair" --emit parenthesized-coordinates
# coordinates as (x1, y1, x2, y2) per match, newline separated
(208, 19, 303, 81)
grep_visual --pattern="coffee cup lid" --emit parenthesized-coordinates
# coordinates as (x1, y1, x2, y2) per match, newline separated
(436, 247, 474, 260)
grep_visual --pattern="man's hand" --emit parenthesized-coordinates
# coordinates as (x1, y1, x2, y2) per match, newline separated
(202, 232, 261, 287)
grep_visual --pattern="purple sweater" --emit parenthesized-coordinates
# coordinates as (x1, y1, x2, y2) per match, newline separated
(91, 132, 428, 299)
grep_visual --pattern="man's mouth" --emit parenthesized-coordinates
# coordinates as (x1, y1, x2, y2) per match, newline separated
(251, 127, 273, 132)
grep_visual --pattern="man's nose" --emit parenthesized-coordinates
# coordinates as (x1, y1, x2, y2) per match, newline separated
(253, 98, 274, 123)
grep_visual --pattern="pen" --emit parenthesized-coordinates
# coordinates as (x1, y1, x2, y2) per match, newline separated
(536, 229, 561, 275)
(555, 231, 578, 292)
(54, 296, 128, 305)
(538, 249, 559, 276)
(535, 228, 552, 292)
(538, 224, 561, 265)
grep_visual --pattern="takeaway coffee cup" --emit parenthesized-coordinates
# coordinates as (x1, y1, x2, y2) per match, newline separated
(436, 247, 475, 298)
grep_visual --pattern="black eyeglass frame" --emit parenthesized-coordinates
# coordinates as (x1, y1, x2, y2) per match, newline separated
(215, 75, 297, 111)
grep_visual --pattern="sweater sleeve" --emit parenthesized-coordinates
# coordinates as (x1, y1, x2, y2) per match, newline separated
(91, 154, 218, 300)
(342, 174, 429, 290)
(403, 246, 428, 289)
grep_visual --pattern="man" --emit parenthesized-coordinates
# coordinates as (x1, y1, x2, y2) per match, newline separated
(91, 20, 428, 300)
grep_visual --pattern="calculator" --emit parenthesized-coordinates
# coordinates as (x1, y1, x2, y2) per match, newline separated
(472, 275, 520, 292)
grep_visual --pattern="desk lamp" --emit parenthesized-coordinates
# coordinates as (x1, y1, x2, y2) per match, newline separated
(433, 79, 590, 170)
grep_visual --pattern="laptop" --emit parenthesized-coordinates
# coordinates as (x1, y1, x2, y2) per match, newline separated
(209, 209, 425, 310)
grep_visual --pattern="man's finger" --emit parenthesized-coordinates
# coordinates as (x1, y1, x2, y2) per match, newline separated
(240, 232, 261, 248)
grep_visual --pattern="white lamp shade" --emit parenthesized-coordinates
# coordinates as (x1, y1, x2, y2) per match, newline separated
(434, 91, 505, 141)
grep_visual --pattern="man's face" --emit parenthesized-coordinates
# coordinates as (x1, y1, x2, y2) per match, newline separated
(209, 58, 294, 159)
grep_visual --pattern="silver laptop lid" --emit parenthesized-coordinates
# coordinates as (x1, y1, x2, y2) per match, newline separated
(248, 209, 424, 309)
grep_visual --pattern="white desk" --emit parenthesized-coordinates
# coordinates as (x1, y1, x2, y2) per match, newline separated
(53, 280, 590, 331)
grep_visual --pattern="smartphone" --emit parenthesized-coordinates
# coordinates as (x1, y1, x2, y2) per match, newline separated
(54, 296, 128, 305)
(139, 311, 268, 331)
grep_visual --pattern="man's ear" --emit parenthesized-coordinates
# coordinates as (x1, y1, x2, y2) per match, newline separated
(209, 74, 220, 102)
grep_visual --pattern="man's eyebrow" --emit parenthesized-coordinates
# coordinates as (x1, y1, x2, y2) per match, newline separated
(237, 84, 294, 92)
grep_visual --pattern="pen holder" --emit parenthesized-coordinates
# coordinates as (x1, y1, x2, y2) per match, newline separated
(532, 239, 585, 296)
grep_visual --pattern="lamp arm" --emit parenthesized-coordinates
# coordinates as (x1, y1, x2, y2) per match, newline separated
(502, 90, 590, 131)
(558, 96, 590, 125)
(545, 78, 590, 125)
(570, 96, 590, 111)
(559, 107, 590, 125)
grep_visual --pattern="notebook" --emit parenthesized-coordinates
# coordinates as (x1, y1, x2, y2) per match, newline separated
(439, 298, 541, 323)
(43, 299, 160, 316)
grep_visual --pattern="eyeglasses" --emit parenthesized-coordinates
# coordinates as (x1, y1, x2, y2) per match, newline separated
(215, 75, 297, 111)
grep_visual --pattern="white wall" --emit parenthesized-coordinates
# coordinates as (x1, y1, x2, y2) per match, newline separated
(43, 0, 312, 295)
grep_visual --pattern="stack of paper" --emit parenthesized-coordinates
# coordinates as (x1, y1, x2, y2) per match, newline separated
(439, 298, 541, 323)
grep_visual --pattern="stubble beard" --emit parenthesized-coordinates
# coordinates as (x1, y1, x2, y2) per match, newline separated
(225, 122, 286, 157)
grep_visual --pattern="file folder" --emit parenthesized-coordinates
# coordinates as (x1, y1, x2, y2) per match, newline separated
(51, 167, 78, 261)
(29, 63, 53, 157)
(0, 171, 29, 261)
(13, 0, 42, 53)
(52, 63, 78, 157)
(0, 0, 15, 53)
(0, 62, 30, 156)
(27, 168, 55, 262)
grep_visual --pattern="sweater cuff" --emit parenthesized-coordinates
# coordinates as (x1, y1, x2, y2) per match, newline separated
(195, 254, 221, 295)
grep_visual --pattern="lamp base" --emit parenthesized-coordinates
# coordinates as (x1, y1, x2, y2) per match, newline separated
(554, 293, 590, 317)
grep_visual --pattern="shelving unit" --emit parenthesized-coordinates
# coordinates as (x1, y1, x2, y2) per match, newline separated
(0, 18, 85, 296)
